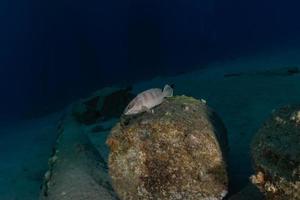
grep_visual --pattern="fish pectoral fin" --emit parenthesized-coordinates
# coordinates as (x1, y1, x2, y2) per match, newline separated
(141, 106, 152, 113)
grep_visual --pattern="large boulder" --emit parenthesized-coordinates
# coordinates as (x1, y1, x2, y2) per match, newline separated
(251, 105, 300, 200)
(107, 96, 229, 200)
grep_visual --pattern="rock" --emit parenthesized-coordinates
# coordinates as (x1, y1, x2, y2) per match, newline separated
(224, 73, 243, 78)
(72, 95, 102, 124)
(40, 111, 118, 200)
(72, 87, 134, 124)
(107, 95, 229, 200)
(228, 183, 265, 200)
(287, 67, 300, 75)
(100, 86, 135, 118)
(224, 66, 300, 79)
(251, 105, 300, 200)
(256, 66, 300, 76)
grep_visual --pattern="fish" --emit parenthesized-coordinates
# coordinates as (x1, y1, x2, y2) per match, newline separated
(124, 84, 173, 115)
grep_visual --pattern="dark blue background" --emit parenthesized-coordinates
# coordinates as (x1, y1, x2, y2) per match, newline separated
(1, 0, 300, 119)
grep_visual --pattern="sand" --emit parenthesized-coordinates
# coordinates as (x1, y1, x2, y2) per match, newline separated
(0, 113, 62, 200)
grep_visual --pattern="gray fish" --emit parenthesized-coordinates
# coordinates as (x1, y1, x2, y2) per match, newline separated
(124, 84, 173, 115)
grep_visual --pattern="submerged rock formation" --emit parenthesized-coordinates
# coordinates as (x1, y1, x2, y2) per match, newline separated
(40, 111, 117, 200)
(228, 183, 264, 200)
(224, 66, 300, 78)
(251, 105, 300, 200)
(107, 96, 229, 200)
(72, 87, 134, 124)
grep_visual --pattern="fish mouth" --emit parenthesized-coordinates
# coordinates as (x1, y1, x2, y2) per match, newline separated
(123, 108, 134, 115)
(123, 109, 130, 115)
(124, 108, 141, 115)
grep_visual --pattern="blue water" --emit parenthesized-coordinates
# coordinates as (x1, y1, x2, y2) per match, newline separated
(1, 0, 300, 199)
(1, 0, 300, 119)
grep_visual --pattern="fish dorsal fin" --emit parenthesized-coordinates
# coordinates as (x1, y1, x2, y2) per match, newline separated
(162, 84, 173, 97)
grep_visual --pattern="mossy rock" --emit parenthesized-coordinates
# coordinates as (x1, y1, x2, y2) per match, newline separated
(251, 105, 300, 200)
(107, 95, 229, 200)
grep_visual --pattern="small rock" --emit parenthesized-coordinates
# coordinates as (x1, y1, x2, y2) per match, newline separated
(44, 171, 51, 181)
(290, 110, 300, 124)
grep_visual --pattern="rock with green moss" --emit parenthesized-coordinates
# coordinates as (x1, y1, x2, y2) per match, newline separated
(107, 95, 229, 200)
(251, 105, 300, 200)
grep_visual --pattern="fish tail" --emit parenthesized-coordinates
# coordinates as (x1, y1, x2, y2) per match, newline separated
(163, 84, 173, 97)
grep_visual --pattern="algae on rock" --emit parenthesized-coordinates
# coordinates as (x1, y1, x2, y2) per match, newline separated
(251, 105, 300, 200)
(107, 95, 229, 200)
